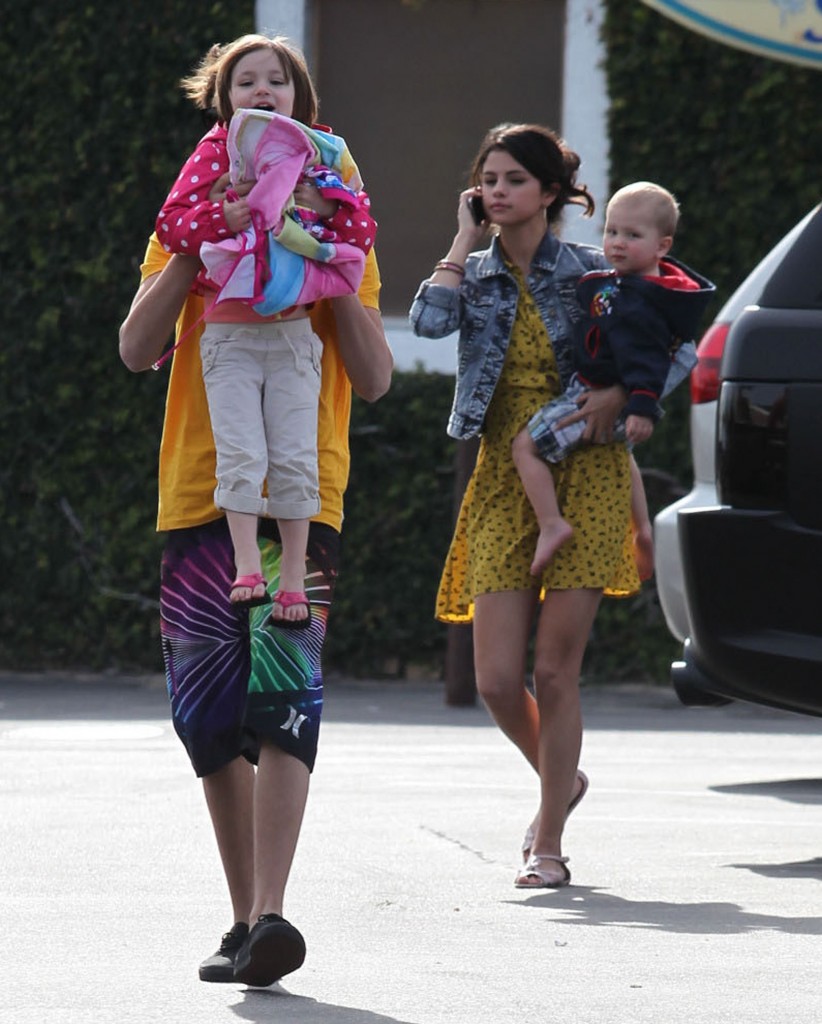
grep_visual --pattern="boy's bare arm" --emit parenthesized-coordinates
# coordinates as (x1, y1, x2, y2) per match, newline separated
(331, 294, 393, 402)
(118, 254, 201, 372)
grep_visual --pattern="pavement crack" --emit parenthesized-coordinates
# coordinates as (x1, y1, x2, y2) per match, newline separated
(419, 825, 502, 866)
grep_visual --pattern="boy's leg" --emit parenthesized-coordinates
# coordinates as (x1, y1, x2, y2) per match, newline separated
(244, 522, 336, 770)
(512, 427, 573, 576)
(235, 522, 338, 985)
(249, 743, 310, 921)
(231, 743, 311, 987)
(202, 757, 256, 925)
(161, 518, 338, 984)
(160, 520, 259, 980)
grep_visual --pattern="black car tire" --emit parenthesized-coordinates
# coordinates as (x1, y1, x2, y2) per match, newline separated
(671, 645, 733, 708)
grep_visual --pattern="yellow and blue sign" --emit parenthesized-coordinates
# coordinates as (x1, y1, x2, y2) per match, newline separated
(642, 1, 822, 68)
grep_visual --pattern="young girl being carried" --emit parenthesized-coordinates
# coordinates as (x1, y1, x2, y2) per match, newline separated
(156, 34, 376, 625)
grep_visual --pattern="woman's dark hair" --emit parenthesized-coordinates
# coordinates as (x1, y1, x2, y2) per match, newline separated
(469, 123, 595, 224)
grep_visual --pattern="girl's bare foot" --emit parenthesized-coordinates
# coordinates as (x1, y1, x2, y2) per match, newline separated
(270, 590, 310, 624)
(229, 572, 269, 607)
(531, 518, 574, 575)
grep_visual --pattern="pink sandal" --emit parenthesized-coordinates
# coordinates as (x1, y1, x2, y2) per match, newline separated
(229, 573, 271, 609)
(270, 589, 312, 630)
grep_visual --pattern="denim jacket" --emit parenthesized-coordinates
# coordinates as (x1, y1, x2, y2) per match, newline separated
(409, 231, 608, 439)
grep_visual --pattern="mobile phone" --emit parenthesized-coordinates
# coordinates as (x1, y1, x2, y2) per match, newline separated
(468, 193, 486, 225)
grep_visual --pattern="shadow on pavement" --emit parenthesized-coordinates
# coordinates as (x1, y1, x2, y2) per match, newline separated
(231, 989, 418, 1023)
(506, 886, 822, 935)
(729, 857, 822, 881)
(712, 777, 822, 806)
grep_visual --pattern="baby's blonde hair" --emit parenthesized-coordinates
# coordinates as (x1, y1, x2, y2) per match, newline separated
(607, 181, 680, 237)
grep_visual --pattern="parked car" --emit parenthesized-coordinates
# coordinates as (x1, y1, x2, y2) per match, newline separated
(653, 202, 822, 714)
(654, 214, 812, 643)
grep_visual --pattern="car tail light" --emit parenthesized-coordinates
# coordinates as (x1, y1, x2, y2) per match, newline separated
(690, 322, 729, 404)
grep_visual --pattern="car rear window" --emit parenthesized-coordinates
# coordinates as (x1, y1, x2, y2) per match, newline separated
(717, 205, 821, 320)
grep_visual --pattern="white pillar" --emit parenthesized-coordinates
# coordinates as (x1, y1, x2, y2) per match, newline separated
(255, 0, 306, 46)
(561, 0, 608, 247)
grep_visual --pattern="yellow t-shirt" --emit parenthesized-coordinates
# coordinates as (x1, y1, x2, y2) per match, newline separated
(140, 234, 382, 532)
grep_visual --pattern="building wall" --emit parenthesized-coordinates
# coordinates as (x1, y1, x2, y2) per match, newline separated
(562, 0, 608, 247)
(255, 0, 608, 366)
(315, 0, 565, 314)
(255, 0, 306, 46)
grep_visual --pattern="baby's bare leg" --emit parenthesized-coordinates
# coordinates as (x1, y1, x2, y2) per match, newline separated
(512, 429, 573, 575)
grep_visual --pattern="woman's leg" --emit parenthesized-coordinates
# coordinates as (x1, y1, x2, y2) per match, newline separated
(472, 589, 541, 768)
(230, 523, 337, 985)
(160, 519, 260, 978)
(473, 589, 594, 872)
(519, 587, 602, 883)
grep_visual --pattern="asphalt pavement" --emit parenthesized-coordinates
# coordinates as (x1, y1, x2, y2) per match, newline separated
(3, 671, 822, 1024)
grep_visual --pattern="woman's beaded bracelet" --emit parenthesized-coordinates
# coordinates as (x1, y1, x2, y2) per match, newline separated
(434, 260, 465, 277)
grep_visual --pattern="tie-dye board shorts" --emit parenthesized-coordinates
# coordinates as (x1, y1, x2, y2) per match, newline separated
(159, 517, 339, 776)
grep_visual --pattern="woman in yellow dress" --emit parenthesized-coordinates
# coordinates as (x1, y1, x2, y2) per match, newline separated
(410, 124, 639, 888)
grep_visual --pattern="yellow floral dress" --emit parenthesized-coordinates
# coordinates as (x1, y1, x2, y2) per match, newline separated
(436, 267, 640, 623)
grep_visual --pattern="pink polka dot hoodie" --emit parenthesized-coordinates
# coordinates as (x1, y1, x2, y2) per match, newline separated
(155, 115, 376, 297)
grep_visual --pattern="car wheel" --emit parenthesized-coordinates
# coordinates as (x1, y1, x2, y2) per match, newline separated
(671, 643, 733, 707)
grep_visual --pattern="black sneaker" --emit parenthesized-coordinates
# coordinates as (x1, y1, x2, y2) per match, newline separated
(198, 922, 250, 983)
(233, 913, 306, 987)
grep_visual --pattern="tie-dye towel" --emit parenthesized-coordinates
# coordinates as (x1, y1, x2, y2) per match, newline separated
(200, 110, 368, 315)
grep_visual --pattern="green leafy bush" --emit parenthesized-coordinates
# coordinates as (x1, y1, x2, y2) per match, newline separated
(3, 1, 820, 683)
(325, 372, 456, 676)
(591, 1, 822, 682)
(0, 2, 253, 668)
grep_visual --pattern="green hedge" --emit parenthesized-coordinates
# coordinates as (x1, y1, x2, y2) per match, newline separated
(325, 372, 456, 676)
(592, 0, 822, 681)
(2, 1, 820, 681)
(0, 2, 253, 668)
(604, 0, 822, 303)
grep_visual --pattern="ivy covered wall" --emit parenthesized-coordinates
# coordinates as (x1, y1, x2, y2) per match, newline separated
(589, 0, 822, 679)
(0, 3, 254, 668)
(2, 1, 820, 680)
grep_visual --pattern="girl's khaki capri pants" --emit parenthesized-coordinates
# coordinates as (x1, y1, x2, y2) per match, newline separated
(201, 318, 322, 521)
